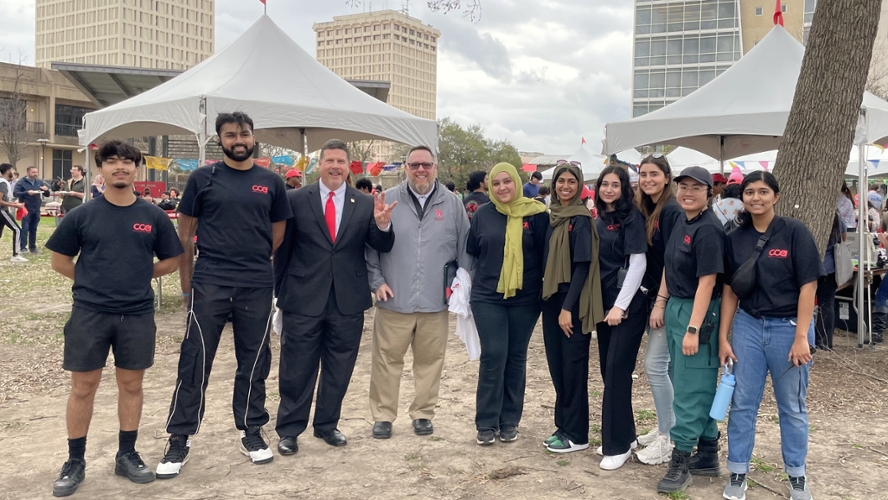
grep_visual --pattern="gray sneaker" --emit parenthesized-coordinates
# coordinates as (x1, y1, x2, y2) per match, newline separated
(476, 429, 496, 446)
(788, 476, 813, 500)
(723, 473, 747, 500)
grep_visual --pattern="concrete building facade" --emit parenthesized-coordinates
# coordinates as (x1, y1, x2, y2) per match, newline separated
(313, 10, 439, 161)
(35, 0, 215, 70)
(0, 62, 97, 179)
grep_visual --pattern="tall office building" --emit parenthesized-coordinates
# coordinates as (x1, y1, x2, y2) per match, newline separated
(632, 0, 808, 118)
(314, 10, 439, 161)
(35, 0, 215, 70)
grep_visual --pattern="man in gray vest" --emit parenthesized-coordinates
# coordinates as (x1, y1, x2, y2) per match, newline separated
(366, 145, 472, 439)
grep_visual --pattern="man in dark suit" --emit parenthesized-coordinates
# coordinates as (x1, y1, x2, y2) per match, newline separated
(274, 139, 396, 455)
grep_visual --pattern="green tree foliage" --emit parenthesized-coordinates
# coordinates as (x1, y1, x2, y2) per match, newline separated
(436, 118, 523, 192)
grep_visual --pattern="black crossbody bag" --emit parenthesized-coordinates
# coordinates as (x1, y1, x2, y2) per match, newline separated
(730, 218, 777, 299)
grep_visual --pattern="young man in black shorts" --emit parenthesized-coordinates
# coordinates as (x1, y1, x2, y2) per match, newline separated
(157, 112, 292, 478)
(46, 140, 183, 497)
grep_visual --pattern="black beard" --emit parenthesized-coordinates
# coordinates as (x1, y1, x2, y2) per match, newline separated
(111, 181, 129, 189)
(222, 144, 254, 162)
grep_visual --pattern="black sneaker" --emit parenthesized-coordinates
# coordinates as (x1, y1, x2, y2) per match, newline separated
(156, 435, 190, 479)
(499, 425, 518, 442)
(115, 450, 155, 484)
(53, 459, 85, 497)
(657, 449, 692, 493)
(476, 429, 496, 446)
(239, 427, 273, 464)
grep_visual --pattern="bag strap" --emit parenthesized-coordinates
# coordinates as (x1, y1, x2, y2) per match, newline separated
(751, 217, 778, 257)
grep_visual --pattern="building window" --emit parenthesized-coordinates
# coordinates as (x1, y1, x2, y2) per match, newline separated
(53, 149, 72, 180)
(782, 4, 787, 12)
(55, 104, 89, 137)
(755, 6, 763, 15)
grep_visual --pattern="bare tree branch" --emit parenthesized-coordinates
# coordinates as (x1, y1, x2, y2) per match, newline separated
(345, 0, 482, 21)
(0, 51, 37, 167)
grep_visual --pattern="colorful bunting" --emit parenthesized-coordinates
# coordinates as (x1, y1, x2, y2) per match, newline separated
(350, 161, 364, 175)
(254, 158, 271, 168)
(759, 161, 770, 171)
(174, 159, 199, 171)
(305, 156, 319, 174)
(272, 155, 294, 166)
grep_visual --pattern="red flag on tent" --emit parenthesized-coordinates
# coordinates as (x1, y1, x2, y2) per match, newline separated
(581, 137, 586, 145)
(521, 163, 537, 172)
(259, 0, 266, 4)
(773, 0, 784, 26)
(350, 161, 364, 175)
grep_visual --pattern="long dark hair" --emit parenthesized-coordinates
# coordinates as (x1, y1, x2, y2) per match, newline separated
(634, 155, 674, 245)
(737, 171, 780, 227)
(841, 180, 854, 204)
(595, 166, 634, 223)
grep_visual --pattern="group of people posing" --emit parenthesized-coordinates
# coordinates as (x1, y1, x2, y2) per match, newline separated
(46, 111, 821, 500)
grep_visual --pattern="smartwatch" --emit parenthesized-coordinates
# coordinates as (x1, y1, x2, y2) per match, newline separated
(686, 325, 699, 335)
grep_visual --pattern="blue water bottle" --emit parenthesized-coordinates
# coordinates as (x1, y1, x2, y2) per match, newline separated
(709, 360, 735, 421)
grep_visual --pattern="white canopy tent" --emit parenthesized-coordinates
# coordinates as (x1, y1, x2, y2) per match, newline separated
(602, 26, 888, 171)
(80, 15, 438, 160)
(540, 145, 607, 182)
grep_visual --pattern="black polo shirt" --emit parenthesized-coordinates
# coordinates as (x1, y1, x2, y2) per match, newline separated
(665, 208, 726, 300)
(725, 216, 824, 318)
(597, 207, 648, 308)
(644, 198, 683, 292)
(466, 203, 549, 305)
(178, 162, 292, 288)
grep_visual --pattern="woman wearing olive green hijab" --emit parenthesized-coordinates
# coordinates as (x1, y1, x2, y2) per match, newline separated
(541, 163, 605, 454)
(465, 163, 548, 446)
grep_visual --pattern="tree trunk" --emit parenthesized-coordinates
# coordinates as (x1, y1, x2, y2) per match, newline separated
(775, 0, 882, 254)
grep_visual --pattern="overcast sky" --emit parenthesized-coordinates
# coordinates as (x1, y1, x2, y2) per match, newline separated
(0, 0, 634, 156)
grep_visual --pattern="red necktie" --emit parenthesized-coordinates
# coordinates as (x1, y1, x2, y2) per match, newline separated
(325, 191, 336, 243)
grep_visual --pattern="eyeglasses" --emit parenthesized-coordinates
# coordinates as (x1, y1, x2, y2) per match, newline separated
(556, 160, 582, 167)
(677, 184, 707, 194)
(406, 162, 434, 170)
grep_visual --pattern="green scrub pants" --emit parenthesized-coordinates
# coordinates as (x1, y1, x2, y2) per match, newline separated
(665, 296, 721, 452)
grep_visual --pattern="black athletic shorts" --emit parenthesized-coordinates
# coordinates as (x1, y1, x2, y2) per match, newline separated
(62, 306, 156, 372)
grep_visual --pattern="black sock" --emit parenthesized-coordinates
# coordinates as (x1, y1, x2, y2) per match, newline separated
(68, 436, 86, 462)
(117, 430, 138, 457)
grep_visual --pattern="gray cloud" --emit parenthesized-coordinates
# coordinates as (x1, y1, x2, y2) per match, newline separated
(435, 14, 513, 83)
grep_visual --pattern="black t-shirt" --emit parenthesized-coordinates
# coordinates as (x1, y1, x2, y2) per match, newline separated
(725, 217, 824, 318)
(596, 207, 648, 308)
(46, 197, 184, 315)
(178, 162, 292, 288)
(543, 215, 594, 295)
(463, 191, 490, 219)
(644, 198, 683, 292)
(466, 203, 549, 305)
(665, 208, 726, 300)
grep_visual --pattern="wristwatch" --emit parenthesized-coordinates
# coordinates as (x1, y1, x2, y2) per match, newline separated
(686, 326, 699, 335)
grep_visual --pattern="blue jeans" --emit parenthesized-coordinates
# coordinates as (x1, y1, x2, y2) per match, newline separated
(644, 323, 674, 436)
(727, 309, 814, 477)
(872, 278, 888, 336)
(19, 210, 39, 252)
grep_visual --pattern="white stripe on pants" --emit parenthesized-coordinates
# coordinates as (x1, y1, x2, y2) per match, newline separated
(0, 210, 22, 256)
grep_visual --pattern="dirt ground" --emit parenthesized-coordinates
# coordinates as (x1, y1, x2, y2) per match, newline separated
(1, 226, 888, 500)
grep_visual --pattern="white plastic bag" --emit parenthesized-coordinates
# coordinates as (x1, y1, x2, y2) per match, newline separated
(272, 297, 283, 336)
(448, 268, 480, 361)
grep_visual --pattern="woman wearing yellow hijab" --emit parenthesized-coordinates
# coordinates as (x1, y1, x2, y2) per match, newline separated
(465, 162, 548, 446)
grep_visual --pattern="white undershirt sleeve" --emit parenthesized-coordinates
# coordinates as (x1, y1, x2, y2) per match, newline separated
(613, 253, 647, 311)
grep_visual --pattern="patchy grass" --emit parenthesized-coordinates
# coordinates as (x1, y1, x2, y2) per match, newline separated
(590, 424, 601, 433)
(751, 457, 777, 473)
(661, 491, 690, 500)
(636, 409, 657, 422)
(555, 460, 569, 467)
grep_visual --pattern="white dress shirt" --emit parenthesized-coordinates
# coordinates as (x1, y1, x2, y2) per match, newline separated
(319, 181, 347, 236)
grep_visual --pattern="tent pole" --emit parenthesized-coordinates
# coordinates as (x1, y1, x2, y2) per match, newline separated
(858, 143, 868, 348)
(719, 136, 726, 175)
(301, 128, 308, 171)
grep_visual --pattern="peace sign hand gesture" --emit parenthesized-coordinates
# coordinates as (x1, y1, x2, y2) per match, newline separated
(374, 191, 397, 229)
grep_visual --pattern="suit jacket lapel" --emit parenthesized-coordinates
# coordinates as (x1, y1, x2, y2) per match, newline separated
(336, 187, 357, 247)
(307, 184, 334, 246)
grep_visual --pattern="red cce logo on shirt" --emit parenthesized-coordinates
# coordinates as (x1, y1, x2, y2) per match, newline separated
(522, 221, 530, 230)
(133, 223, 152, 233)
(683, 235, 691, 245)
(252, 185, 269, 194)
(607, 223, 621, 231)
(768, 248, 789, 258)
(435, 209, 444, 221)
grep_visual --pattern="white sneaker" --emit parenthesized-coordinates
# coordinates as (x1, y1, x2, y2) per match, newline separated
(156, 435, 190, 479)
(637, 427, 660, 447)
(596, 439, 637, 456)
(636, 433, 675, 465)
(600, 449, 633, 470)
(239, 428, 273, 464)
(10, 255, 27, 263)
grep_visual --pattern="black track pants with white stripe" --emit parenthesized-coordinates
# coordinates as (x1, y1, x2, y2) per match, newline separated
(165, 282, 273, 436)
(0, 210, 22, 256)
